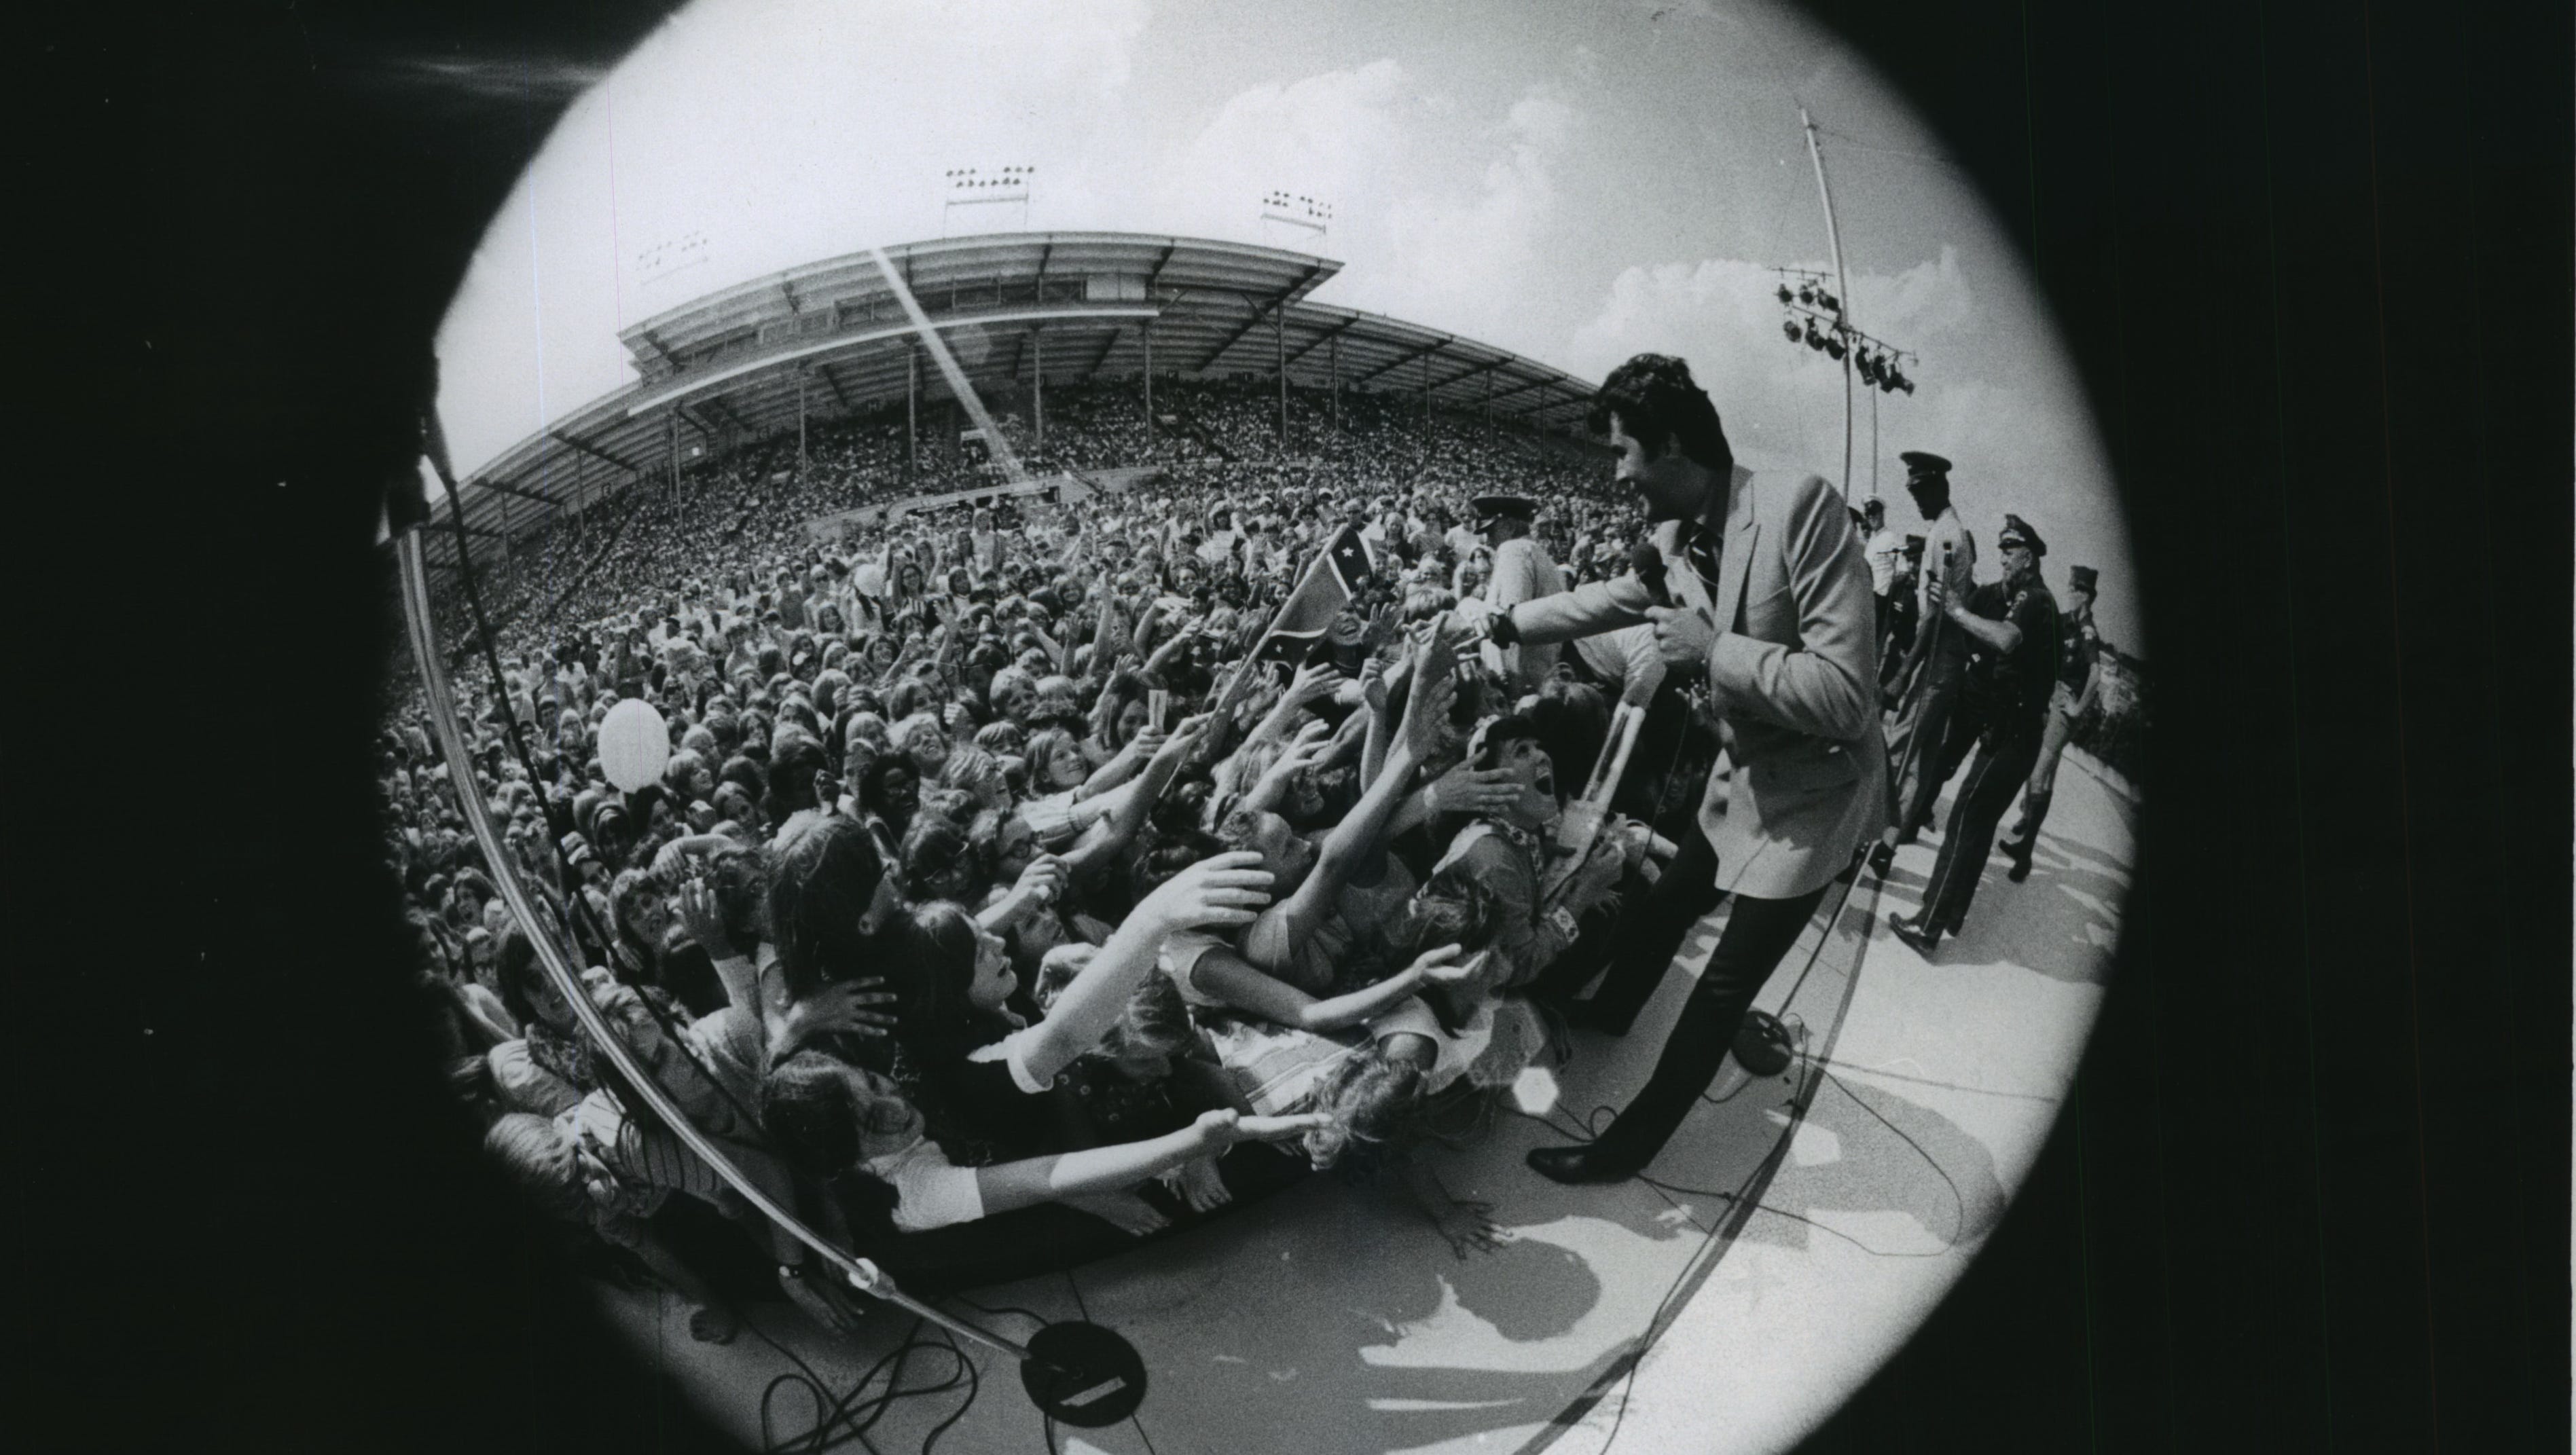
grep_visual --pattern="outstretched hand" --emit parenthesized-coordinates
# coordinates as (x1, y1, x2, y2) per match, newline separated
(1409, 943, 1477, 987)
(1133, 850, 1275, 934)
(1191, 1107, 1331, 1149)
(774, 977, 899, 1046)
(674, 877, 737, 961)
(1423, 765, 1521, 819)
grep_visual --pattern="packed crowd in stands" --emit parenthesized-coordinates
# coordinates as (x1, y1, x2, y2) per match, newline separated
(380, 367, 2118, 1342)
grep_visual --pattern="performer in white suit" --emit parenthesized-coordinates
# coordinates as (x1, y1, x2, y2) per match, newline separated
(1487, 354, 1889, 1183)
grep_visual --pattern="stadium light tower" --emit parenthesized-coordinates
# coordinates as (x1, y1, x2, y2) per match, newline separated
(1258, 189, 1332, 249)
(943, 165, 1034, 235)
(1772, 265, 1919, 500)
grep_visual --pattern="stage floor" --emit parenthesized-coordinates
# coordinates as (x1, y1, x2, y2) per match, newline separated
(598, 750, 2134, 1455)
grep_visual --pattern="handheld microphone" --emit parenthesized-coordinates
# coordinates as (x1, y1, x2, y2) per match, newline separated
(1629, 540, 1673, 608)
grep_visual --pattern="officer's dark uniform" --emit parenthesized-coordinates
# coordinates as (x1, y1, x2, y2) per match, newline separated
(2000, 564, 2100, 875)
(1893, 516, 2060, 951)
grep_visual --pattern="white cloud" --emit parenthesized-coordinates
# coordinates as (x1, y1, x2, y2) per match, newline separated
(1148, 65, 1581, 344)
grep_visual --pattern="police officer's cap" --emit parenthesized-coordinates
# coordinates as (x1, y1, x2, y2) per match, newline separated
(1898, 450, 1953, 483)
(1472, 494, 1538, 525)
(2068, 564, 2099, 592)
(1997, 513, 2048, 557)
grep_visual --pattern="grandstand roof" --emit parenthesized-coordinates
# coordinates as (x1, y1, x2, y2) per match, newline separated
(428, 231, 1600, 563)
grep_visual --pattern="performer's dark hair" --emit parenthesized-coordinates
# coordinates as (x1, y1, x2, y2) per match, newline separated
(1588, 354, 1734, 473)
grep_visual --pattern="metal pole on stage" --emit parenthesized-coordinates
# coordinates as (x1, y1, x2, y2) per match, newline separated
(1801, 105, 1857, 502)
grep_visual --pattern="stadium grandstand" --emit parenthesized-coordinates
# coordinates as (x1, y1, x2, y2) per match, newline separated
(424, 232, 1601, 570)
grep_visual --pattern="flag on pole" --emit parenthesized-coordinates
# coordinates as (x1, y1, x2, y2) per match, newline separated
(1248, 525, 1377, 670)
(1212, 525, 1377, 717)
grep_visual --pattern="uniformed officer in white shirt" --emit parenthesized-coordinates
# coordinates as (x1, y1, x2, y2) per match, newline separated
(1474, 494, 1566, 693)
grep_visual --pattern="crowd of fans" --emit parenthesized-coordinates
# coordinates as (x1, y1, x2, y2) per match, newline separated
(385, 377, 1693, 1341)
(382, 369, 2134, 1342)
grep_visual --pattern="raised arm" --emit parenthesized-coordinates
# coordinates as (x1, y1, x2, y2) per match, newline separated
(971, 1108, 1325, 1214)
(1503, 571, 1658, 648)
(1245, 640, 1451, 962)
(1188, 942, 1470, 1033)
(1059, 714, 1212, 878)
(1013, 851, 1273, 1086)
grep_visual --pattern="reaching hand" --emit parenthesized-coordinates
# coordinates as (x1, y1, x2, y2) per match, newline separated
(1423, 765, 1521, 819)
(1358, 657, 1390, 716)
(775, 977, 899, 1046)
(1151, 712, 1214, 767)
(1644, 604, 1720, 667)
(1191, 1107, 1331, 1149)
(1287, 660, 1345, 708)
(674, 877, 738, 961)
(1132, 850, 1275, 934)
(587, 979, 666, 1054)
(574, 1141, 627, 1212)
(1409, 943, 1477, 987)
(1011, 853, 1069, 909)
(1123, 726, 1169, 764)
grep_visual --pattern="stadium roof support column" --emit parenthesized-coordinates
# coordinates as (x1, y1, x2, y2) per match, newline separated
(1033, 329, 1045, 448)
(907, 344, 919, 479)
(797, 369, 809, 473)
(1329, 333, 1339, 431)
(1275, 306, 1288, 451)
(1142, 324, 1154, 445)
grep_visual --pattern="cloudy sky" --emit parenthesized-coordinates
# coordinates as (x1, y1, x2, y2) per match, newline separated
(437, 0, 2139, 646)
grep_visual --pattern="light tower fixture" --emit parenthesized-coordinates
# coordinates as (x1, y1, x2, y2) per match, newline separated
(942, 163, 1036, 234)
(1258, 188, 1333, 246)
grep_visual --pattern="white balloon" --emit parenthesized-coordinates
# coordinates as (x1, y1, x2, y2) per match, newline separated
(598, 698, 671, 792)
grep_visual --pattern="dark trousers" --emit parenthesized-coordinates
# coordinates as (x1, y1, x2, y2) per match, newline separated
(1887, 667, 1969, 840)
(1898, 693, 1985, 841)
(2003, 688, 2080, 855)
(1919, 719, 2046, 933)
(1571, 824, 1830, 1170)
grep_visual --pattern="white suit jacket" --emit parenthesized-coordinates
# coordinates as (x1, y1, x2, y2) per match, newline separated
(1508, 466, 1890, 900)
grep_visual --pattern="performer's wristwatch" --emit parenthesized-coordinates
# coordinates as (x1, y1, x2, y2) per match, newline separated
(1487, 609, 1521, 647)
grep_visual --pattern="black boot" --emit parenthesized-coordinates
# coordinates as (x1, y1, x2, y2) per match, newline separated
(1999, 836, 2035, 883)
(1888, 910, 1942, 955)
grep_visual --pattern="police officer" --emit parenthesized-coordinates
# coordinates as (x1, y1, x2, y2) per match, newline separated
(1474, 493, 1566, 693)
(1999, 563, 2101, 881)
(1879, 534, 1926, 686)
(1891, 514, 2060, 953)
(1869, 453, 1978, 876)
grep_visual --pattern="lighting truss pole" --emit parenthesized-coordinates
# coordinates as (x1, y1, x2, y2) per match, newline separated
(1772, 265, 1917, 505)
(1800, 107, 1855, 499)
